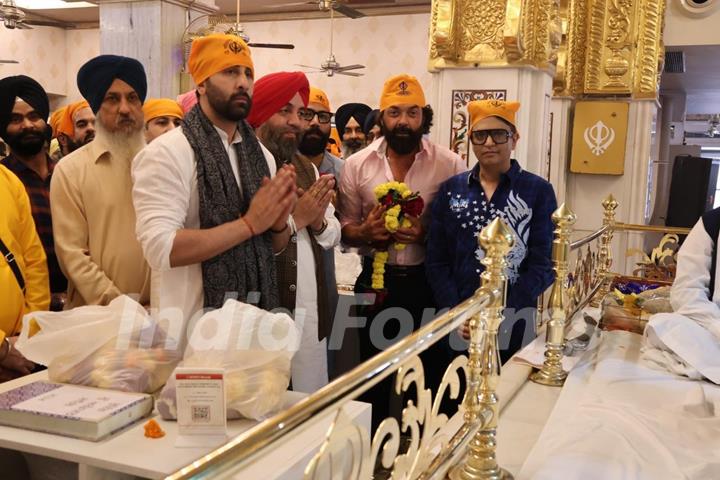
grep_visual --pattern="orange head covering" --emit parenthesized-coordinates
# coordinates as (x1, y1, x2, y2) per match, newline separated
(142, 98, 183, 123)
(309, 86, 331, 111)
(188, 34, 254, 86)
(468, 99, 520, 130)
(48, 106, 67, 139)
(57, 100, 90, 138)
(379, 74, 426, 111)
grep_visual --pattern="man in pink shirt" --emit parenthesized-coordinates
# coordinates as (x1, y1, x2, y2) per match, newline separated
(338, 74, 465, 429)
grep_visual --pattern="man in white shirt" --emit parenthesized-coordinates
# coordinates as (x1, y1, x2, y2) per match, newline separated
(132, 34, 297, 329)
(247, 72, 341, 392)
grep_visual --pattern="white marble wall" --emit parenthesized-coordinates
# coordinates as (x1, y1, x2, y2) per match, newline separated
(0, 26, 68, 97)
(243, 13, 433, 109)
(65, 29, 101, 104)
(429, 67, 554, 176)
(0, 25, 99, 108)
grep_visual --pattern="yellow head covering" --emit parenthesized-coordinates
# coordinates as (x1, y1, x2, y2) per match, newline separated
(379, 74, 426, 111)
(308, 86, 331, 111)
(49, 106, 67, 139)
(57, 100, 90, 137)
(188, 34, 254, 86)
(467, 99, 520, 130)
(142, 98, 183, 123)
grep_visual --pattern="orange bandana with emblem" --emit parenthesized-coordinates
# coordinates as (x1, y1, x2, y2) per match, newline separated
(379, 74, 426, 111)
(309, 87, 331, 111)
(188, 34, 254, 85)
(468, 99, 520, 130)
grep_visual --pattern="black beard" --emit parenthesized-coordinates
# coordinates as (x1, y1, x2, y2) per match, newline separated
(205, 81, 252, 122)
(382, 124, 423, 155)
(342, 138, 363, 153)
(67, 131, 95, 153)
(258, 123, 302, 166)
(5, 129, 45, 156)
(298, 126, 330, 156)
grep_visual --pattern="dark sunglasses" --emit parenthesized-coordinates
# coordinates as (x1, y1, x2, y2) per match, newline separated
(299, 108, 333, 124)
(470, 129, 513, 145)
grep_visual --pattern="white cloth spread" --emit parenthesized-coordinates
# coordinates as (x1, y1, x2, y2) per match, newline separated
(519, 331, 720, 480)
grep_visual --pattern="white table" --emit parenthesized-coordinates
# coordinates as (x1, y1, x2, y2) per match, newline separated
(0, 372, 371, 480)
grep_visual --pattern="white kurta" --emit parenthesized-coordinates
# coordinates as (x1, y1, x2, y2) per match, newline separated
(131, 126, 277, 324)
(286, 166, 341, 393)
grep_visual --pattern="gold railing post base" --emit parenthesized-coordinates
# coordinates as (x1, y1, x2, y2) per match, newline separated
(529, 368, 567, 387)
(448, 464, 514, 480)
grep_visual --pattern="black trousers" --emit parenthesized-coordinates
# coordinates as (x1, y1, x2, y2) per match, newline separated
(354, 258, 451, 432)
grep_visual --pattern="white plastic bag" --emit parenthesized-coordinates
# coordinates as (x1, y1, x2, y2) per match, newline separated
(157, 299, 299, 421)
(15, 295, 181, 393)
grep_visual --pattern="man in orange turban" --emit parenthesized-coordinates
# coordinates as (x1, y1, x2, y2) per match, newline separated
(132, 34, 297, 319)
(54, 99, 95, 160)
(426, 98, 557, 364)
(337, 74, 465, 431)
(142, 98, 183, 143)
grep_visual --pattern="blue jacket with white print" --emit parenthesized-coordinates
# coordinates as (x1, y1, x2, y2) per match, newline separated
(426, 159, 557, 313)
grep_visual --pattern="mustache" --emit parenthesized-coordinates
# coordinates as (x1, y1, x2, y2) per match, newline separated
(305, 126, 325, 137)
(230, 92, 251, 103)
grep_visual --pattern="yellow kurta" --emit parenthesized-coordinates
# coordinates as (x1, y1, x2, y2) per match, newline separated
(50, 137, 150, 309)
(0, 165, 49, 339)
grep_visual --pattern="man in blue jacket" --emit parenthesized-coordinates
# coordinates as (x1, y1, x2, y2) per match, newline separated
(426, 99, 557, 362)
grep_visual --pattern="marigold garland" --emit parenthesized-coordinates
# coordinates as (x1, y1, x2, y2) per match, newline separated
(370, 181, 424, 290)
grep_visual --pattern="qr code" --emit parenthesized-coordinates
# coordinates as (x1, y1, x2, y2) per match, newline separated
(191, 405, 211, 422)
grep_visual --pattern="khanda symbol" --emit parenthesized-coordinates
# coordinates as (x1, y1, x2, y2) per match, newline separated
(583, 120, 615, 156)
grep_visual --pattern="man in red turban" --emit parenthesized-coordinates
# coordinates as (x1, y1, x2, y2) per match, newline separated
(251, 71, 340, 393)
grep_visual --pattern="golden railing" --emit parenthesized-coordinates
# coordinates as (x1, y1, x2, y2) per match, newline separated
(166, 218, 516, 480)
(530, 195, 690, 387)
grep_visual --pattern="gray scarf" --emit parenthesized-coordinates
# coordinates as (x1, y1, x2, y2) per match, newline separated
(182, 104, 278, 311)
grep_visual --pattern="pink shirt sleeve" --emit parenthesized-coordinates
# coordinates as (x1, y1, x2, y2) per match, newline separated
(338, 159, 363, 228)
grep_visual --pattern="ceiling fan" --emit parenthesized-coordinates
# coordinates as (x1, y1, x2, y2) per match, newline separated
(268, 0, 366, 19)
(0, 0, 75, 29)
(182, 0, 294, 59)
(296, 7, 365, 77)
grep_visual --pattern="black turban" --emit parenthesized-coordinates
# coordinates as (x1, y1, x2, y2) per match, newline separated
(0, 75, 49, 138)
(334, 103, 371, 138)
(363, 109, 379, 135)
(77, 55, 147, 113)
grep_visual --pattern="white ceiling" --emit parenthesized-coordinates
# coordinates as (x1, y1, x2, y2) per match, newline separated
(661, 45, 720, 116)
(21, 0, 431, 26)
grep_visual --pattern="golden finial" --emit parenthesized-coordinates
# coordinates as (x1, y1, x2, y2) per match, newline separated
(478, 217, 515, 254)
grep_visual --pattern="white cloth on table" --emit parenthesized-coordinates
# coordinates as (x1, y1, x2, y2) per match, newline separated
(519, 331, 720, 480)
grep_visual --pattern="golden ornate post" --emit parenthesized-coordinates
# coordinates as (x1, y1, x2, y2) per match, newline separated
(591, 195, 619, 307)
(530, 204, 576, 387)
(450, 218, 514, 480)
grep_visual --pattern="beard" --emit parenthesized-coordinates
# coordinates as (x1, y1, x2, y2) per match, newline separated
(298, 125, 330, 156)
(257, 122, 303, 166)
(341, 138, 365, 158)
(381, 123, 423, 155)
(95, 115, 145, 161)
(67, 131, 95, 153)
(205, 79, 252, 122)
(5, 128, 45, 156)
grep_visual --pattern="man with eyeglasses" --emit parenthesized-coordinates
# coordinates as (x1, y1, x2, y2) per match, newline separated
(298, 87, 344, 185)
(338, 74, 464, 430)
(426, 99, 557, 363)
(249, 72, 341, 392)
